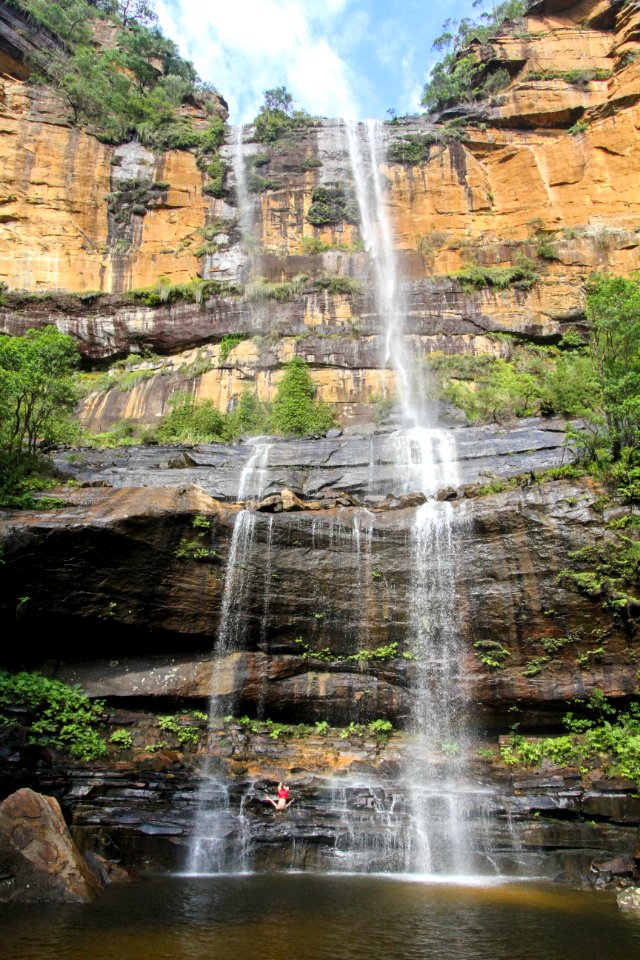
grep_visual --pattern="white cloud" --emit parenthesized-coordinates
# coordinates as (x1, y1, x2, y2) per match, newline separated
(156, 0, 361, 121)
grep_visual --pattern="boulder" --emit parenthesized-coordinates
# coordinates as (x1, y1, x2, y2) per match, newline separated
(0, 788, 102, 902)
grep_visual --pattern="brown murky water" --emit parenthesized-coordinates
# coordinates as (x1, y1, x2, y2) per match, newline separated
(1, 875, 639, 960)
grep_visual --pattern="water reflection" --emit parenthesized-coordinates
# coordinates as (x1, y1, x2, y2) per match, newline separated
(2, 876, 640, 960)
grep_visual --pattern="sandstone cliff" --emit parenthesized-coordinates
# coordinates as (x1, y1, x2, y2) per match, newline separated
(1, 0, 639, 426)
(1, 0, 639, 881)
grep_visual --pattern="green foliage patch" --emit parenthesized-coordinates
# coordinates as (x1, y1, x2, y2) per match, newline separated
(306, 186, 358, 227)
(269, 356, 336, 436)
(387, 134, 439, 165)
(446, 260, 539, 292)
(252, 86, 312, 143)
(128, 277, 239, 307)
(14, 1, 225, 151)
(0, 670, 106, 760)
(225, 715, 394, 743)
(421, 1, 527, 112)
(501, 691, 640, 781)
(428, 339, 598, 424)
(312, 275, 361, 295)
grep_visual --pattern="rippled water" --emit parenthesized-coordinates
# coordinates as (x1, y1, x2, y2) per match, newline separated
(2, 876, 640, 960)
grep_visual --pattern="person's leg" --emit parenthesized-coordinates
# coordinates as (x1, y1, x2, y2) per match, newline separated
(265, 797, 278, 809)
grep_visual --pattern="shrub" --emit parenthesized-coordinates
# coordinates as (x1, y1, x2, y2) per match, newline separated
(156, 392, 227, 443)
(313, 275, 361, 295)
(252, 86, 310, 143)
(0, 670, 106, 760)
(245, 276, 307, 301)
(387, 134, 438, 165)
(269, 356, 336, 436)
(306, 186, 358, 227)
(447, 260, 538, 291)
(109, 728, 133, 749)
(421, 2, 527, 112)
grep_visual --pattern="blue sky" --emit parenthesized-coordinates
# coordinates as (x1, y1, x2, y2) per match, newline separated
(156, 0, 484, 122)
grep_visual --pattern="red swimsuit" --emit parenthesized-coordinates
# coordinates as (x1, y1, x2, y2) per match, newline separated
(277, 787, 289, 800)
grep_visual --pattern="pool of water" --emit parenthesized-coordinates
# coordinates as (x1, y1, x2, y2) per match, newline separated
(2, 875, 639, 960)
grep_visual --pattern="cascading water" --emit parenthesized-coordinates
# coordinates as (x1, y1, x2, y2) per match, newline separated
(345, 119, 489, 875)
(232, 124, 252, 243)
(186, 442, 272, 875)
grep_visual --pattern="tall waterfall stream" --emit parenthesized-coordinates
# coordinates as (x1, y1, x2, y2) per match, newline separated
(186, 122, 505, 878)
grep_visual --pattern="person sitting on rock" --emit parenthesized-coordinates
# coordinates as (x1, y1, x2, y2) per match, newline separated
(265, 781, 294, 812)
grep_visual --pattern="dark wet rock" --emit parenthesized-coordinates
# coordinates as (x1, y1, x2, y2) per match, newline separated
(1, 475, 635, 721)
(84, 851, 134, 884)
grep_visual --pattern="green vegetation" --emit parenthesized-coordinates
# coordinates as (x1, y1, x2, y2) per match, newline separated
(157, 712, 200, 747)
(98, 357, 334, 447)
(526, 68, 612, 85)
(299, 236, 364, 255)
(245, 276, 307, 302)
(109, 728, 133, 748)
(12, 1, 226, 151)
(428, 338, 598, 424)
(128, 277, 239, 307)
(473, 640, 511, 669)
(586, 276, 640, 460)
(473, 465, 586, 497)
(175, 513, 217, 561)
(269, 356, 335, 436)
(156, 392, 226, 444)
(252, 87, 311, 143)
(421, 1, 527, 112)
(79, 358, 159, 396)
(0, 327, 80, 505)
(306, 186, 358, 227)
(568, 120, 589, 136)
(387, 133, 439, 165)
(226, 715, 394, 744)
(106, 179, 169, 226)
(0, 326, 79, 459)
(500, 691, 640, 781)
(218, 335, 246, 365)
(446, 259, 538, 292)
(294, 638, 413, 664)
(558, 532, 640, 625)
(313, 275, 361, 295)
(0, 670, 106, 760)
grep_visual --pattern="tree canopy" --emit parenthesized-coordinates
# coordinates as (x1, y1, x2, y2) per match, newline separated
(10, 0, 221, 149)
(421, 1, 526, 112)
(586, 275, 640, 460)
(0, 326, 79, 460)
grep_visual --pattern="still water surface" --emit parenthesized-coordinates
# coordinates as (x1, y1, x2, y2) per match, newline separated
(2, 875, 640, 960)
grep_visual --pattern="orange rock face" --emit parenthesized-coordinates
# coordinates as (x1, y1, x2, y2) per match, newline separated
(0, 78, 210, 293)
(1, 0, 639, 426)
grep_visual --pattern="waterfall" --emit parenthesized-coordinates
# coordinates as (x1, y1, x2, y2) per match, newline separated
(345, 120, 484, 875)
(231, 124, 253, 245)
(185, 441, 271, 875)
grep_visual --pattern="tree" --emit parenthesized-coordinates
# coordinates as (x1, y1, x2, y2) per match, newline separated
(421, 1, 526, 111)
(263, 86, 293, 114)
(253, 87, 305, 143)
(586, 275, 640, 460)
(0, 326, 79, 460)
(269, 357, 335, 436)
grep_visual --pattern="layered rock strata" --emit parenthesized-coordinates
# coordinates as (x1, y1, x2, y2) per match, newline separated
(1, 0, 639, 425)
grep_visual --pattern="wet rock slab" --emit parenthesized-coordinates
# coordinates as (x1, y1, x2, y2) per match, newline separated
(51, 417, 572, 502)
